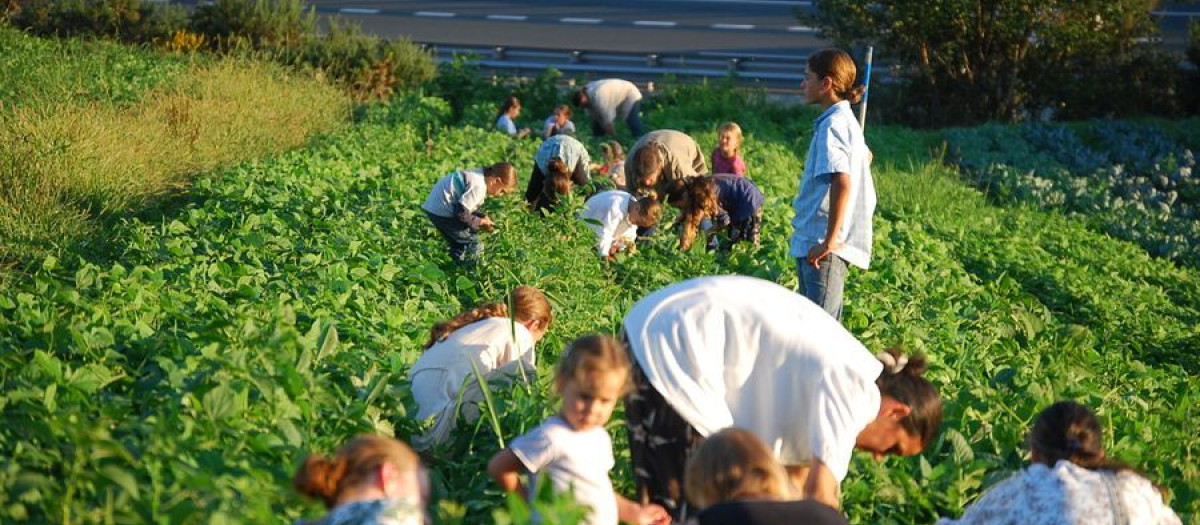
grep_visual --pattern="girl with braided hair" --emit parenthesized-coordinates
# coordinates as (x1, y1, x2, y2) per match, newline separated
(936, 401, 1181, 525)
(293, 435, 429, 525)
(408, 286, 553, 448)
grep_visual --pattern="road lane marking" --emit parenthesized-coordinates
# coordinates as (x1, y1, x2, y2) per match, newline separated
(1151, 10, 1200, 17)
(787, 25, 817, 32)
(561, 17, 603, 24)
(487, 14, 529, 21)
(711, 23, 755, 30)
(634, 20, 678, 27)
(415, 11, 456, 17)
(339, 7, 380, 14)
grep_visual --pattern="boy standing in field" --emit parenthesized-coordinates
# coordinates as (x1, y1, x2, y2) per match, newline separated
(790, 49, 877, 321)
(572, 78, 644, 138)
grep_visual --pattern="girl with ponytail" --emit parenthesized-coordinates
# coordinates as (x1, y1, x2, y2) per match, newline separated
(525, 134, 593, 212)
(408, 286, 553, 448)
(293, 435, 428, 525)
(936, 401, 1181, 525)
(791, 47, 877, 322)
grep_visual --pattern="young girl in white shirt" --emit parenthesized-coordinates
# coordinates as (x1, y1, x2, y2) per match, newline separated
(408, 286, 553, 449)
(488, 335, 671, 525)
(580, 191, 662, 259)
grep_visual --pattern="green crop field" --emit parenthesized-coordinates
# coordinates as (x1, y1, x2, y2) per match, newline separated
(0, 34, 1197, 525)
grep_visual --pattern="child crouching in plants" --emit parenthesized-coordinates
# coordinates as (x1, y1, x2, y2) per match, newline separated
(670, 174, 764, 252)
(596, 140, 627, 190)
(408, 286, 553, 449)
(421, 163, 517, 265)
(488, 335, 671, 525)
(580, 191, 662, 260)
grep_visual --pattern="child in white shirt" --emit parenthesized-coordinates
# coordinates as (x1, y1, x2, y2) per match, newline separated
(580, 191, 662, 259)
(408, 286, 553, 449)
(421, 163, 516, 264)
(488, 335, 670, 525)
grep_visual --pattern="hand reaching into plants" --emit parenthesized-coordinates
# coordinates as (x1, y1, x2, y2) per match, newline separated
(479, 216, 496, 231)
(617, 495, 671, 525)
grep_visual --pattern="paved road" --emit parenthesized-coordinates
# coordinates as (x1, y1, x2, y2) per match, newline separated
(305, 0, 827, 56)
(308, 0, 1198, 57)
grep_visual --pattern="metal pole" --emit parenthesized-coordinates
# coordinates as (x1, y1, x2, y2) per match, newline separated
(858, 46, 874, 130)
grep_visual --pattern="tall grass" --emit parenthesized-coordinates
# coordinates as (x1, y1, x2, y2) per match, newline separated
(0, 37, 349, 264)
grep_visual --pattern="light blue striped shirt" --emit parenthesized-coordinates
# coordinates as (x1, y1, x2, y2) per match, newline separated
(534, 134, 592, 174)
(789, 101, 877, 269)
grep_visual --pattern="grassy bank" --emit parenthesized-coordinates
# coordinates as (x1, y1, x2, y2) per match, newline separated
(0, 27, 350, 266)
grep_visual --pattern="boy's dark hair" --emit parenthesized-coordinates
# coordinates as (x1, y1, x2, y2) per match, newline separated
(571, 89, 588, 107)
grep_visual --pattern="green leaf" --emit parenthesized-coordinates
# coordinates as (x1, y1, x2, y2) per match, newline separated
(100, 465, 140, 500)
(317, 322, 339, 362)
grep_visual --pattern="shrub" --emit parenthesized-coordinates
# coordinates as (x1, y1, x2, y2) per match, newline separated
(8, 0, 187, 43)
(806, 0, 1178, 126)
(189, 0, 314, 50)
(272, 18, 435, 101)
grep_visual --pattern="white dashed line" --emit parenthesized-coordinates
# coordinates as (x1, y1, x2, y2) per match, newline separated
(711, 23, 755, 30)
(561, 17, 603, 24)
(339, 7, 380, 14)
(634, 20, 678, 27)
(1151, 10, 1200, 17)
(787, 25, 817, 32)
(414, 11, 456, 18)
(487, 14, 528, 21)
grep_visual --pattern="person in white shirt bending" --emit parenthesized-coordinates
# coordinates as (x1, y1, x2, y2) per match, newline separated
(408, 286, 553, 449)
(572, 78, 644, 137)
(622, 275, 943, 521)
(488, 335, 671, 525)
(580, 191, 662, 260)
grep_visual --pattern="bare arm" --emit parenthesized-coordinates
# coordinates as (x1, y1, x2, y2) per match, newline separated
(616, 494, 670, 525)
(805, 172, 851, 268)
(487, 449, 527, 499)
(786, 459, 839, 509)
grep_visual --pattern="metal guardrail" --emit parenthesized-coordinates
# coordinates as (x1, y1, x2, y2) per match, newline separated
(421, 44, 815, 89)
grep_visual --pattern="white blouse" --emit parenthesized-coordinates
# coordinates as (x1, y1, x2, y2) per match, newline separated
(936, 460, 1182, 525)
(623, 275, 883, 481)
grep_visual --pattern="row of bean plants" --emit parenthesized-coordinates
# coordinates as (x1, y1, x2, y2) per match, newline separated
(1, 76, 1197, 525)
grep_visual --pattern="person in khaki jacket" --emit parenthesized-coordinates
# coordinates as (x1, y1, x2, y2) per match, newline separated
(625, 129, 707, 202)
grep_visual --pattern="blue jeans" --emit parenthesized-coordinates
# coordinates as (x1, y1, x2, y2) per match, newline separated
(797, 253, 847, 321)
(591, 101, 644, 137)
(426, 211, 480, 264)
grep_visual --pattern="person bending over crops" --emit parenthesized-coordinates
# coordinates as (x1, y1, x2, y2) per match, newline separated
(293, 435, 429, 525)
(488, 335, 671, 525)
(496, 95, 531, 138)
(622, 275, 942, 521)
(792, 48, 877, 322)
(711, 122, 748, 177)
(579, 191, 662, 260)
(525, 134, 592, 213)
(936, 400, 1182, 525)
(543, 104, 577, 139)
(408, 286, 553, 449)
(684, 428, 850, 525)
(571, 78, 644, 137)
(421, 163, 517, 265)
(669, 174, 764, 252)
(625, 129, 707, 202)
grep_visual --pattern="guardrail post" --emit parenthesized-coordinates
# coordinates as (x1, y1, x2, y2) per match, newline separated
(647, 53, 661, 67)
(570, 50, 584, 64)
(492, 46, 506, 60)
